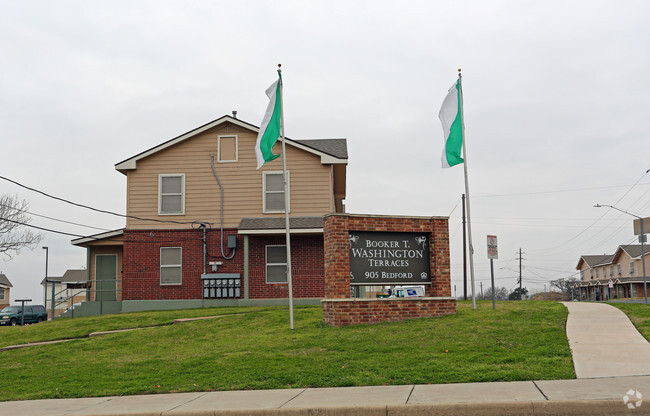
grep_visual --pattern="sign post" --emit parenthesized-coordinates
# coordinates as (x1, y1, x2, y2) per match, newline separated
(487, 235, 498, 310)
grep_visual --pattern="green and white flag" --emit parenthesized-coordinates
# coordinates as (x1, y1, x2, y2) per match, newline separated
(439, 80, 464, 168)
(255, 75, 283, 169)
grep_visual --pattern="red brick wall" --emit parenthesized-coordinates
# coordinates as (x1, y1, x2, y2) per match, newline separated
(322, 299, 456, 326)
(324, 214, 451, 298)
(322, 214, 455, 326)
(248, 235, 324, 299)
(123, 228, 241, 300)
(123, 229, 324, 300)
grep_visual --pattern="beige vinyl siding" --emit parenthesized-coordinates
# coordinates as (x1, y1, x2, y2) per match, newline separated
(126, 122, 334, 229)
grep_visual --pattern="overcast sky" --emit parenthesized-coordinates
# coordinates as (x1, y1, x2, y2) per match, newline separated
(2, 0, 649, 303)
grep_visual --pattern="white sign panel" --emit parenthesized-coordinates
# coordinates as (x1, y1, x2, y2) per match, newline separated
(487, 235, 498, 260)
(633, 218, 650, 236)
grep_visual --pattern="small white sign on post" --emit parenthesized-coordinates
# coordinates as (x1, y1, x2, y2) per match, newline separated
(487, 235, 498, 260)
(633, 218, 650, 236)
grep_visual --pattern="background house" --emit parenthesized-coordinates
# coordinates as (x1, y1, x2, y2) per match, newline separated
(72, 114, 347, 312)
(576, 245, 649, 300)
(41, 269, 89, 318)
(0, 273, 12, 309)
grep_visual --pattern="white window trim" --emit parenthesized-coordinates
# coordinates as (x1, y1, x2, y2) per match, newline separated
(160, 247, 182, 286)
(266, 245, 288, 284)
(217, 135, 238, 163)
(158, 174, 186, 215)
(0, 288, 5, 300)
(263, 171, 290, 214)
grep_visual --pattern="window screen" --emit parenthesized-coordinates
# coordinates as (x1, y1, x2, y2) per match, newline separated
(159, 175, 184, 214)
(266, 245, 287, 283)
(264, 172, 286, 212)
(161, 247, 182, 285)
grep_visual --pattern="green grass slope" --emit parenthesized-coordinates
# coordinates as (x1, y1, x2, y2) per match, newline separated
(0, 301, 574, 401)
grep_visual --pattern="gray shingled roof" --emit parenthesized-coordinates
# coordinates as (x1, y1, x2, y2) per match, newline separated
(621, 244, 650, 259)
(579, 255, 614, 268)
(293, 139, 348, 159)
(40, 269, 87, 285)
(0, 274, 13, 288)
(239, 216, 324, 230)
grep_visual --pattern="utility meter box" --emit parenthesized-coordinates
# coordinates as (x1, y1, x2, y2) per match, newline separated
(227, 235, 237, 249)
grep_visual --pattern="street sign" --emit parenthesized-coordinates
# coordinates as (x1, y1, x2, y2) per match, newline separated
(487, 235, 498, 260)
(633, 218, 649, 235)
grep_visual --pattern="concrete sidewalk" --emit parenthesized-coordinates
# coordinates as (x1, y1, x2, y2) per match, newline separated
(3, 302, 650, 415)
(1, 376, 650, 415)
(563, 301, 650, 378)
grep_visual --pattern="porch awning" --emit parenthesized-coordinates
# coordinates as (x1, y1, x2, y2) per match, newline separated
(237, 216, 324, 235)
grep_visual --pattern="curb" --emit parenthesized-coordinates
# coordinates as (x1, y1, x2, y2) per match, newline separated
(71, 400, 649, 416)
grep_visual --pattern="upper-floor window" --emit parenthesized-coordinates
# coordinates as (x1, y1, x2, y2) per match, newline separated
(263, 171, 290, 213)
(0, 288, 5, 300)
(159, 174, 185, 215)
(610, 265, 614, 277)
(630, 261, 635, 275)
(160, 247, 182, 285)
(218, 135, 238, 163)
(581, 271, 584, 280)
(266, 245, 287, 283)
(596, 268, 599, 278)
(617, 264, 621, 276)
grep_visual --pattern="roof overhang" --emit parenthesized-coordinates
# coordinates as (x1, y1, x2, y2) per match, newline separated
(237, 216, 324, 236)
(72, 229, 124, 247)
(238, 228, 323, 236)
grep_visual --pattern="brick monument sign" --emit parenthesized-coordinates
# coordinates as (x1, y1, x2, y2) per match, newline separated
(322, 213, 456, 326)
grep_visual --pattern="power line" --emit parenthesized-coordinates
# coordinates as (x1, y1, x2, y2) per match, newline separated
(0, 175, 204, 226)
(526, 170, 650, 255)
(1, 217, 204, 245)
(473, 181, 650, 199)
(0, 203, 111, 232)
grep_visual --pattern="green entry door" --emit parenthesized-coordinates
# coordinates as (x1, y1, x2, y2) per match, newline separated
(96, 255, 117, 301)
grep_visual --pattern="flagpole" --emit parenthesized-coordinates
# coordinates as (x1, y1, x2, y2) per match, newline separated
(458, 69, 477, 310)
(278, 64, 295, 330)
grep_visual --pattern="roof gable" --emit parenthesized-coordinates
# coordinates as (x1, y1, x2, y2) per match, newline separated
(0, 274, 13, 288)
(576, 254, 613, 270)
(115, 115, 347, 173)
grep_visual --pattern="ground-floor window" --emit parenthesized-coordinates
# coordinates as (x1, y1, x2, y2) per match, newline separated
(266, 245, 287, 283)
(160, 247, 182, 285)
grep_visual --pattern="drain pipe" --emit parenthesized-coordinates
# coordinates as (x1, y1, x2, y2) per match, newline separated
(211, 152, 236, 259)
(202, 224, 207, 274)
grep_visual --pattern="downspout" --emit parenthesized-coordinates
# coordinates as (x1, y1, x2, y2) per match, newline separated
(202, 224, 207, 275)
(210, 152, 236, 260)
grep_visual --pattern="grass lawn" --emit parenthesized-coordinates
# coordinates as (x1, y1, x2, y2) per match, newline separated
(0, 301, 574, 401)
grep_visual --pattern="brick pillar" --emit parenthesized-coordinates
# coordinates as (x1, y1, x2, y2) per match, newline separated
(324, 215, 350, 298)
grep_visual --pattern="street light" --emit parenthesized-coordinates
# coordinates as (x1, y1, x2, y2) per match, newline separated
(42, 247, 48, 313)
(594, 204, 647, 304)
(42, 246, 55, 320)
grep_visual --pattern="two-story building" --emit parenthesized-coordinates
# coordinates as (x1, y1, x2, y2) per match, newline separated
(0, 273, 12, 309)
(576, 244, 649, 300)
(72, 114, 347, 312)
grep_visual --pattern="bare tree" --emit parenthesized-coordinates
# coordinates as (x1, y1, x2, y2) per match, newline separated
(0, 194, 43, 259)
(550, 277, 579, 300)
(478, 286, 509, 301)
